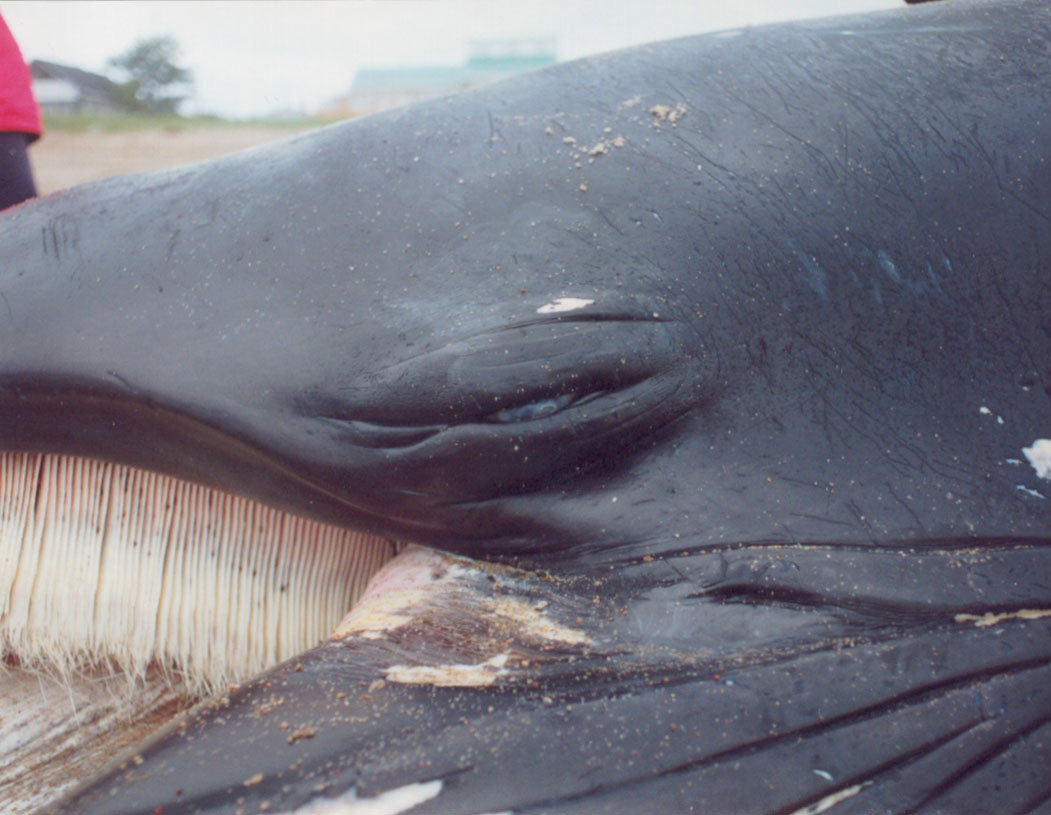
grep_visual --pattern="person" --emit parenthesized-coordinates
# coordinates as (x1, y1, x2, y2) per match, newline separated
(0, 11, 41, 211)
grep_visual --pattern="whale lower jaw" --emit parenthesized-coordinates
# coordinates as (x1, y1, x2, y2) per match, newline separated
(4, 543, 598, 813)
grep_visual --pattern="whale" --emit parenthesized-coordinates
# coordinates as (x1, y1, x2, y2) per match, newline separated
(1, 0, 1050, 812)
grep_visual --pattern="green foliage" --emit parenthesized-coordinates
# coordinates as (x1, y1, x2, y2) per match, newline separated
(108, 37, 193, 115)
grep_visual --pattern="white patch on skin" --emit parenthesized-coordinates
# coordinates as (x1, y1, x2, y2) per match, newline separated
(331, 546, 467, 640)
(1022, 439, 1051, 479)
(955, 609, 1051, 627)
(486, 598, 590, 646)
(384, 653, 510, 688)
(786, 782, 872, 815)
(1016, 485, 1046, 500)
(536, 297, 594, 314)
(978, 406, 1004, 424)
(812, 769, 834, 782)
(289, 780, 443, 815)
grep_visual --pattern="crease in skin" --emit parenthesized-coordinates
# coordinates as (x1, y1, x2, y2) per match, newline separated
(0, 451, 397, 693)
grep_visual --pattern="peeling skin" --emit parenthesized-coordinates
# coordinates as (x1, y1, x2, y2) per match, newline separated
(385, 653, 510, 688)
(1023, 439, 1051, 479)
(330, 546, 469, 639)
(287, 779, 443, 815)
(955, 608, 1051, 627)
(485, 597, 590, 646)
(536, 296, 594, 314)
(332, 546, 596, 688)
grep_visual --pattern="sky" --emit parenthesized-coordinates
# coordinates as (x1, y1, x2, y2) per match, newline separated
(3, 0, 900, 119)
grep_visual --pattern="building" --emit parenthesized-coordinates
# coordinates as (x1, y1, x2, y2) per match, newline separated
(30, 60, 119, 115)
(322, 39, 556, 118)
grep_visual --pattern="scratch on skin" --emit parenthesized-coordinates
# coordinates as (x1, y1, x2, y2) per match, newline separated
(786, 782, 872, 815)
(955, 609, 1051, 627)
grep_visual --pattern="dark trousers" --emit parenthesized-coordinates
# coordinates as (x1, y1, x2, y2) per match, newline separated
(0, 131, 36, 211)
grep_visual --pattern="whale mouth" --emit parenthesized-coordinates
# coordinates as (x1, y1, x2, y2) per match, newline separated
(0, 450, 408, 811)
(0, 298, 701, 808)
(0, 451, 399, 693)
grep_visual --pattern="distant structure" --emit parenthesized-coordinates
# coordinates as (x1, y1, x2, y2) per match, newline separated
(30, 60, 119, 114)
(322, 39, 556, 118)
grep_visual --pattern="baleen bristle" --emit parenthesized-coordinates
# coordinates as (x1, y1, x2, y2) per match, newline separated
(0, 452, 394, 692)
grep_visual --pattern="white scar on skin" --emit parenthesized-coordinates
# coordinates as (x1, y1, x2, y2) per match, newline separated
(955, 609, 1051, 627)
(1022, 439, 1051, 479)
(289, 779, 443, 815)
(536, 297, 594, 314)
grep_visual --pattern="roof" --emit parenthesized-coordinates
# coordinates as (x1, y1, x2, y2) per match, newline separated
(351, 47, 556, 93)
(30, 60, 116, 97)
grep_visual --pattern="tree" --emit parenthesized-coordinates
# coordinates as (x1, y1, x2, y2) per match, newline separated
(108, 37, 193, 115)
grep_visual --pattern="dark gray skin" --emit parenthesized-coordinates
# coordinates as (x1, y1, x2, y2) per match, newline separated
(3, 0, 1051, 812)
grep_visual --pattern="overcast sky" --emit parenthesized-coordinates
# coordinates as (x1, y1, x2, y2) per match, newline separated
(4, 0, 900, 119)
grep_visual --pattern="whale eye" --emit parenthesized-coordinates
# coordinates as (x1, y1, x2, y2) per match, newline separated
(486, 393, 577, 423)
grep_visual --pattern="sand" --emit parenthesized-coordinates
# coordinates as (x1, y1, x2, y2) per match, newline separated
(28, 125, 319, 195)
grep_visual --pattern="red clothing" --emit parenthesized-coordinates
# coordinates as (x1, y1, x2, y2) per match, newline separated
(0, 12, 41, 141)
